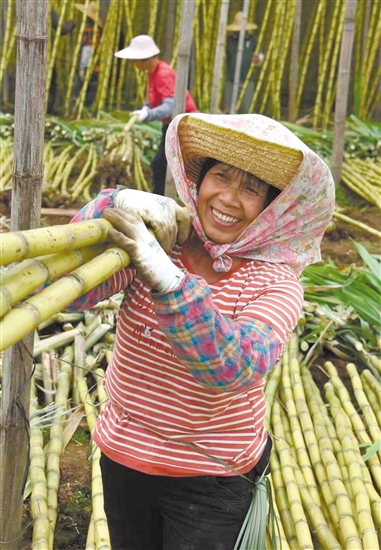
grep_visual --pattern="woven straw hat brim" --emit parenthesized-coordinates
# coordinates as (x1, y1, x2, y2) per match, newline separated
(74, 2, 103, 27)
(227, 12, 258, 31)
(178, 117, 303, 190)
(226, 21, 258, 31)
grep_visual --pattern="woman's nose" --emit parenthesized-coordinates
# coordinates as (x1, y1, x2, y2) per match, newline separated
(219, 183, 241, 205)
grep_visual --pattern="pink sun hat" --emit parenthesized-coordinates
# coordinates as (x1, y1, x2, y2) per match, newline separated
(115, 35, 160, 60)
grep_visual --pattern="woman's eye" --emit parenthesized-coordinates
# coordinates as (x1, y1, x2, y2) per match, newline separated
(214, 171, 228, 180)
(244, 184, 260, 195)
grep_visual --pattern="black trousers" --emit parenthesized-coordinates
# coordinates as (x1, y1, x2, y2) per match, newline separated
(100, 438, 272, 550)
(151, 124, 169, 196)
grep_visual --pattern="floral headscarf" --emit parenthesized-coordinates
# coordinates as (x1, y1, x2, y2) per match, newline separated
(165, 113, 335, 276)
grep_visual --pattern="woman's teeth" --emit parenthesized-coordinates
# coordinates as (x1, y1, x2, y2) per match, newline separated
(212, 208, 239, 224)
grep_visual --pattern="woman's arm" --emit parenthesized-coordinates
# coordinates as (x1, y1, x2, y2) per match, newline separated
(152, 273, 303, 392)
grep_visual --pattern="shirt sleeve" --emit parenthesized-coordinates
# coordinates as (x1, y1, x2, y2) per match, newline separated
(145, 98, 174, 122)
(152, 272, 303, 393)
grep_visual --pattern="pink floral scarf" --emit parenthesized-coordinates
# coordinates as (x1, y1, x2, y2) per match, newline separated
(165, 113, 335, 276)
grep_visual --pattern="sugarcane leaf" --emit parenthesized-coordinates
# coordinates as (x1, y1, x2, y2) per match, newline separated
(352, 241, 381, 281)
(361, 439, 381, 462)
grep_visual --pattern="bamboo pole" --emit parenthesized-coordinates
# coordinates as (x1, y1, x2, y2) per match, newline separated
(0, 1, 48, 547)
(210, 0, 229, 113)
(230, 0, 250, 114)
(331, 0, 358, 185)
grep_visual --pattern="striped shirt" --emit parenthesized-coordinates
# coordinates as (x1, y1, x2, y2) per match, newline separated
(70, 245, 303, 476)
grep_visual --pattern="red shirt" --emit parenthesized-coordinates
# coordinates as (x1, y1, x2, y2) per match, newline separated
(147, 60, 198, 124)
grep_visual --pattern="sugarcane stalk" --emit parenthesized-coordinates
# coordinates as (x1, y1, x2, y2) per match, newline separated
(41, 351, 54, 406)
(0, 244, 106, 317)
(95, 368, 107, 412)
(301, 366, 355, 508)
(322, 1, 346, 128)
(84, 314, 102, 337)
(324, 382, 380, 545)
(295, 0, 325, 114)
(46, 0, 70, 100)
(45, 347, 73, 549)
(264, 360, 282, 429)
(86, 513, 96, 550)
(96, 0, 118, 115)
(29, 392, 50, 550)
(333, 209, 381, 237)
(1, 218, 112, 266)
(33, 327, 83, 358)
(325, 361, 381, 488)
(347, 363, 381, 461)
(288, 336, 324, 505)
(268, 450, 299, 549)
(361, 376, 381, 429)
(324, 380, 381, 498)
(76, 1, 102, 118)
(271, 400, 314, 549)
(84, 323, 112, 352)
(50, 145, 75, 190)
(64, 0, 90, 116)
(313, 0, 341, 128)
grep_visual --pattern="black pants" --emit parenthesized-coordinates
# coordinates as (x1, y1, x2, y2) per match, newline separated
(151, 124, 169, 196)
(100, 438, 272, 550)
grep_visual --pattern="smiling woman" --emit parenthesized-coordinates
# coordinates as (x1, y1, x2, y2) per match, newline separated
(197, 162, 270, 244)
(66, 112, 335, 550)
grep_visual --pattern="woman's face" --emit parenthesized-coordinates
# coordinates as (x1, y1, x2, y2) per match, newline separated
(197, 162, 269, 244)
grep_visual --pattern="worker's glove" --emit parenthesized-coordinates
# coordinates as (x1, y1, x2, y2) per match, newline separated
(103, 208, 185, 293)
(78, 68, 86, 81)
(113, 188, 191, 252)
(131, 106, 149, 122)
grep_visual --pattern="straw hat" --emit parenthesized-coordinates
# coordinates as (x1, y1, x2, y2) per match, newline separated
(114, 35, 160, 60)
(74, 2, 103, 27)
(226, 11, 258, 32)
(177, 116, 303, 191)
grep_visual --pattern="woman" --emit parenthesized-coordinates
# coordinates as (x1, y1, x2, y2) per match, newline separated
(114, 35, 198, 196)
(70, 113, 335, 549)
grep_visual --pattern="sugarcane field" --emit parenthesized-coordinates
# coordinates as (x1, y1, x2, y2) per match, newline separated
(1, 0, 381, 549)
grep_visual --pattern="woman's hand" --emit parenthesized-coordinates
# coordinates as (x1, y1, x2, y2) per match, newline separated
(113, 188, 191, 252)
(103, 208, 185, 293)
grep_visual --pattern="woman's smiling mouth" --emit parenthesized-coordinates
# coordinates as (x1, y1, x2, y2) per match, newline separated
(211, 207, 240, 224)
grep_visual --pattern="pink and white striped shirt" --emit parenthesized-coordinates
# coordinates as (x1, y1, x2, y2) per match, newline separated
(91, 247, 303, 476)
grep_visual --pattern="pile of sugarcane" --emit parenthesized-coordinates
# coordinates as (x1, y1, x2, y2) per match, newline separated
(0, 112, 161, 201)
(265, 333, 381, 549)
(1, 219, 380, 548)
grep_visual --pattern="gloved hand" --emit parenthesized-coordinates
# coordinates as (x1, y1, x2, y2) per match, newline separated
(103, 208, 185, 293)
(131, 106, 149, 122)
(78, 68, 85, 81)
(113, 188, 191, 252)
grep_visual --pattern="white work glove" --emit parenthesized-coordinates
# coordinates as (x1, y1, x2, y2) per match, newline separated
(113, 188, 191, 252)
(131, 106, 149, 122)
(103, 208, 185, 293)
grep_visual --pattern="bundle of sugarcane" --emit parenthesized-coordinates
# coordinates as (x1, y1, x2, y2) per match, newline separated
(0, 218, 130, 351)
(341, 157, 381, 210)
(1, 113, 161, 202)
(21, 292, 120, 548)
(265, 333, 381, 550)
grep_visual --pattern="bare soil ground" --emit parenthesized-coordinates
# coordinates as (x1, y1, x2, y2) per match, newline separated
(11, 194, 380, 549)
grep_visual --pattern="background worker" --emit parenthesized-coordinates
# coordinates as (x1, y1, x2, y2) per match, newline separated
(115, 35, 198, 196)
(223, 11, 264, 113)
(68, 112, 335, 549)
(73, 1, 103, 108)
